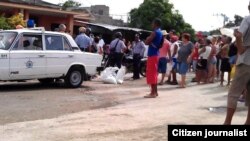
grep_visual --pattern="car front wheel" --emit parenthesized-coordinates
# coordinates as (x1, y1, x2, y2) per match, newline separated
(65, 68, 83, 88)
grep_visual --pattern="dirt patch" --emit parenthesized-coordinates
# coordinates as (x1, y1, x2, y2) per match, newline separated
(0, 81, 119, 125)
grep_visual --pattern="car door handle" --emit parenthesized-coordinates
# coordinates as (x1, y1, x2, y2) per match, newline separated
(38, 55, 45, 58)
(68, 55, 74, 58)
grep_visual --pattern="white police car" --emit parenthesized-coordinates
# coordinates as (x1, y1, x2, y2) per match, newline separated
(0, 28, 102, 88)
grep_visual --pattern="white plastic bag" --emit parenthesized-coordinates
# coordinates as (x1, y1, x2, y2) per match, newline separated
(101, 67, 119, 84)
(116, 66, 126, 84)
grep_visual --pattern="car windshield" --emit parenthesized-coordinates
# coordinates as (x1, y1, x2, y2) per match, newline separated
(0, 32, 17, 50)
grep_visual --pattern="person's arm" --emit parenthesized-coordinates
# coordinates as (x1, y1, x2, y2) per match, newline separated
(121, 41, 127, 52)
(198, 46, 206, 54)
(140, 42, 146, 57)
(187, 44, 195, 63)
(234, 30, 245, 54)
(172, 44, 178, 58)
(167, 43, 172, 62)
(145, 31, 156, 45)
(236, 17, 248, 54)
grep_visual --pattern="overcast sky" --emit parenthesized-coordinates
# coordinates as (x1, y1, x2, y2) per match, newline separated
(44, 0, 250, 31)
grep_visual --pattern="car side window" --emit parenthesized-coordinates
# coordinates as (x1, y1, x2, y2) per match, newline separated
(45, 35, 63, 51)
(63, 37, 72, 51)
(13, 34, 43, 50)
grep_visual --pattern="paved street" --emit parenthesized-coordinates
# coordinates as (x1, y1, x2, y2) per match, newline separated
(0, 74, 248, 141)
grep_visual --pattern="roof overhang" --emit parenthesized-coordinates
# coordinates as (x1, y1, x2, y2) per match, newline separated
(0, 1, 89, 17)
(75, 20, 150, 33)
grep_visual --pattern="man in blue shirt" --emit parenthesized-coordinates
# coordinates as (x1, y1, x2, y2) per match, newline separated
(75, 27, 91, 52)
(144, 18, 163, 98)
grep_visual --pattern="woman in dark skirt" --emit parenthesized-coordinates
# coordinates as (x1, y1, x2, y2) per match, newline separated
(196, 39, 212, 84)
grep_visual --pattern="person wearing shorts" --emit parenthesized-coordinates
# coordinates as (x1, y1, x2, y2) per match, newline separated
(166, 35, 179, 85)
(158, 30, 171, 85)
(177, 33, 194, 88)
(224, 3, 250, 125)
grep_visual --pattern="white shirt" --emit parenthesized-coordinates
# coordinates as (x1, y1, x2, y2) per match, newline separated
(199, 46, 211, 59)
(170, 41, 179, 58)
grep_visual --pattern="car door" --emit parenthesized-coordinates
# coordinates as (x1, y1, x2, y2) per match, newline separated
(45, 34, 74, 78)
(9, 33, 46, 80)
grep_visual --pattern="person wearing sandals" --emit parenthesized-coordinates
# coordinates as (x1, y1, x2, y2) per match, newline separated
(207, 36, 218, 83)
(166, 35, 179, 85)
(224, 2, 250, 125)
(178, 33, 194, 88)
(158, 30, 171, 85)
(144, 18, 163, 98)
(196, 39, 212, 84)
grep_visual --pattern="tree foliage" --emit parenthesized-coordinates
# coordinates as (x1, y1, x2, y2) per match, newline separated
(0, 15, 11, 30)
(7, 13, 26, 29)
(60, 0, 81, 10)
(129, 0, 195, 37)
(225, 14, 243, 28)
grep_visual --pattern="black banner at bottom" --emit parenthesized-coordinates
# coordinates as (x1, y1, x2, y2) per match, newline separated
(168, 125, 250, 141)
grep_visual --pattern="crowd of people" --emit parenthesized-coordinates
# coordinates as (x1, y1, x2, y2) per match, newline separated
(11, 6, 249, 124)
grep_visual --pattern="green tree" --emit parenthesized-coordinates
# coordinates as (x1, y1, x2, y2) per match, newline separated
(225, 14, 243, 28)
(0, 15, 11, 30)
(129, 0, 195, 38)
(7, 13, 26, 29)
(60, 0, 81, 10)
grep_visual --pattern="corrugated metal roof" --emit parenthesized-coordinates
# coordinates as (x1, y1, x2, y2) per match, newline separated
(75, 20, 150, 33)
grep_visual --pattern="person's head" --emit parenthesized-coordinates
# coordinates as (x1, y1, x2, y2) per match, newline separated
(195, 31, 203, 40)
(59, 24, 66, 32)
(16, 25, 24, 29)
(115, 32, 122, 39)
(161, 30, 168, 38)
(211, 36, 217, 45)
(94, 36, 100, 44)
(226, 36, 232, 44)
(182, 33, 191, 43)
(86, 28, 91, 36)
(221, 35, 228, 43)
(134, 34, 140, 42)
(205, 38, 212, 46)
(152, 18, 161, 29)
(170, 35, 178, 43)
(169, 29, 176, 38)
(79, 27, 86, 34)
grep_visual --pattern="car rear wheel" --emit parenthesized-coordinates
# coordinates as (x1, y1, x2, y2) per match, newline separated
(65, 68, 83, 88)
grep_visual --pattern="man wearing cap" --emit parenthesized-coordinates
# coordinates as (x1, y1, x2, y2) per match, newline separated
(75, 27, 91, 52)
(132, 34, 146, 80)
(224, 2, 250, 125)
(158, 30, 171, 85)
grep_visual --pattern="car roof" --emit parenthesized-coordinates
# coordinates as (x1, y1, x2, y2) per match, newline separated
(1, 29, 78, 47)
(3, 29, 65, 35)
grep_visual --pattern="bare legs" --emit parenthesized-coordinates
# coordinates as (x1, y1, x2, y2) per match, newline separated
(159, 73, 166, 85)
(224, 108, 236, 125)
(144, 84, 158, 98)
(179, 75, 186, 88)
